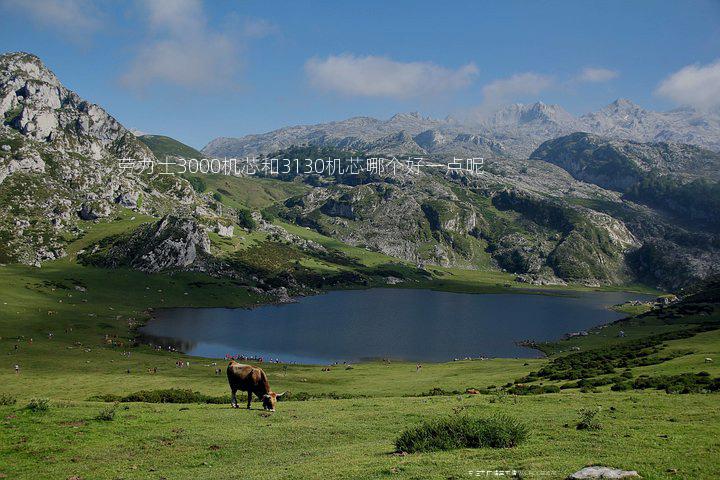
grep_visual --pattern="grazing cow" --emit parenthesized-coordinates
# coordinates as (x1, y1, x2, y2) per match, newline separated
(705, 357, 713, 363)
(227, 361, 286, 411)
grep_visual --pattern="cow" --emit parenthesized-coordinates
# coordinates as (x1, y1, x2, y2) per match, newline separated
(226, 361, 286, 411)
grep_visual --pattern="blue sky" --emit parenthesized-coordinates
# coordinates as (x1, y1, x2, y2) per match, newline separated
(1, 0, 719, 149)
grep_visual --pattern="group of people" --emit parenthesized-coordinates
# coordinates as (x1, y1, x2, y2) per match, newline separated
(224, 353, 289, 364)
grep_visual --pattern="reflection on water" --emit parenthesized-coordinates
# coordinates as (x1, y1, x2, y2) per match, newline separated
(139, 288, 652, 364)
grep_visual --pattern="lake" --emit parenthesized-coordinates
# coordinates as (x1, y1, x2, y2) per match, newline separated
(139, 288, 653, 364)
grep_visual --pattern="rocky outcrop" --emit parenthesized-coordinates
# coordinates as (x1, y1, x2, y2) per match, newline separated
(80, 215, 211, 273)
(0, 52, 207, 265)
(530, 132, 720, 191)
(567, 466, 640, 479)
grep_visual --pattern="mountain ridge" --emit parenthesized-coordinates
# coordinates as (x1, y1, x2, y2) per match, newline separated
(203, 99, 720, 159)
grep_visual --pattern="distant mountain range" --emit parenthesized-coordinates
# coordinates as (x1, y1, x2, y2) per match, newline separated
(2, 51, 719, 291)
(203, 100, 720, 159)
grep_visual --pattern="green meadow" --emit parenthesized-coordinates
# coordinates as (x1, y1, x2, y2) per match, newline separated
(1, 215, 719, 480)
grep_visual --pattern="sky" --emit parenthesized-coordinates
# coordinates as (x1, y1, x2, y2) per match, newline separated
(1, 0, 719, 149)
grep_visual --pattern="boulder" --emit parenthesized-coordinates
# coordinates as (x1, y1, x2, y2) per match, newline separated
(217, 223, 234, 238)
(115, 192, 140, 208)
(567, 466, 640, 479)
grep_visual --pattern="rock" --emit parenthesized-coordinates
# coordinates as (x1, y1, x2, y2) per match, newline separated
(80, 215, 211, 273)
(217, 223, 234, 238)
(115, 192, 140, 208)
(78, 202, 111, 221)
(1, 144, 9, 151)
(0, 154, 46, 186)
(567, 466, 640, 479)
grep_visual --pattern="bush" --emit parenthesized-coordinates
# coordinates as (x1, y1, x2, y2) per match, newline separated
(121, 389, 227, 404)
(186, 176, 206, 193)
(395, 415, 529, 453)
(576, 407, 602, 430)
(237, 209, 257, 230)
(26, 397, 50, 412)
(611, 382, 631, 391)
(260, 210, 277, 222)
(96, 403, 118, 421)
(0, 393, 17, 406)
(419, 387, 460, 397)
(506, 384, 560, 395)
(632, 373, 720, 394)
(89, 389, 362, 404)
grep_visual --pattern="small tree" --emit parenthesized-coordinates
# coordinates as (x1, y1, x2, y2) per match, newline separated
(237, 209, 257, 231)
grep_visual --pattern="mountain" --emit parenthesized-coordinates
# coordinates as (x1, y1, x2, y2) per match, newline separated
(202, 100, 720, 160)
(531, 132, 720, 229)
(0, 52, 206, 264)
(581, 99, 720, 151)
(1, 51, 719, 291)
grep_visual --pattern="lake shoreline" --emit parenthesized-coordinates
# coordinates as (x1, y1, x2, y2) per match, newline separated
(139, 288, 654, 364)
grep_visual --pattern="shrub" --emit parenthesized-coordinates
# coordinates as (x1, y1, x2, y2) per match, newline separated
(121, 389, 225, 404)
(0, 393, 17, 406)
(237, 209, 257, 231)
(506, 384, 560, 395)
(96, 403, 118, 421)
(26, 397, 50, 412)
(632, 373, 720, 394)
(260, 210, 276, 222)
(418, 387, 461, 397)
(395, 415, 529, 453)
(611, 382, 631, 391)
(186, 176, 206, 193)
(576, 407, 602, 430)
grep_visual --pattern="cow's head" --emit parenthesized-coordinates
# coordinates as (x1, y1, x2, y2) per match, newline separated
(262, 391, 286, 411)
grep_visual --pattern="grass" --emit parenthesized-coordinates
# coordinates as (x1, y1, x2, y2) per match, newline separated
(0, 200, 719, 478)
(395, 414, 529, 452)
(193, 174, 308, 210)
(1, 392, 718, 479)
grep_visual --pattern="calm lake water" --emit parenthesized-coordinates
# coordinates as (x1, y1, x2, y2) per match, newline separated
(139, 288, 652, 363)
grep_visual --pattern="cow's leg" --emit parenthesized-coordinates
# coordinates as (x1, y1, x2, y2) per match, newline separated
(231, 388, 238, 408)
(246, 390, 252, 409)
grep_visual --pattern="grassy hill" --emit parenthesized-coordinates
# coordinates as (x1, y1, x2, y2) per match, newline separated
(138, 134, 205, 159)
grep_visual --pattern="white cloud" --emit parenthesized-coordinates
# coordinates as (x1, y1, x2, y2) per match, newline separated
(241, 18, 279, 39)
(656, 59, 720, 110)
(577, 67, 619, 83)
(0, 0, 102, 40)
(481, 72, 554, 107)
(120, 0, 244, 91)
(305, 54, 478, 98)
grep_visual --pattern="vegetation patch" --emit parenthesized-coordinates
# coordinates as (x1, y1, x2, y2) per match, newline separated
(26, 397, 50, 412)
(576, 407, 602, 430)
(395, 414, 529, 453)
(89, 389, 230, 404)
(95, 403, 118, 421)
(632, 372, 720, 394)
(525, 328, 713, 382)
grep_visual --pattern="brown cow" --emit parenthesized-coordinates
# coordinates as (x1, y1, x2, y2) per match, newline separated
(226, 361, 286, 411)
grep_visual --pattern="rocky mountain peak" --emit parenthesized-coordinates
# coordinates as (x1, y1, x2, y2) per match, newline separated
(0, 51, 151, 161)
(486, 102, 576, 127)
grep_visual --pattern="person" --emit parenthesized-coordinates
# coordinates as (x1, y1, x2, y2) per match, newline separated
(14, 364, 20, 374)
